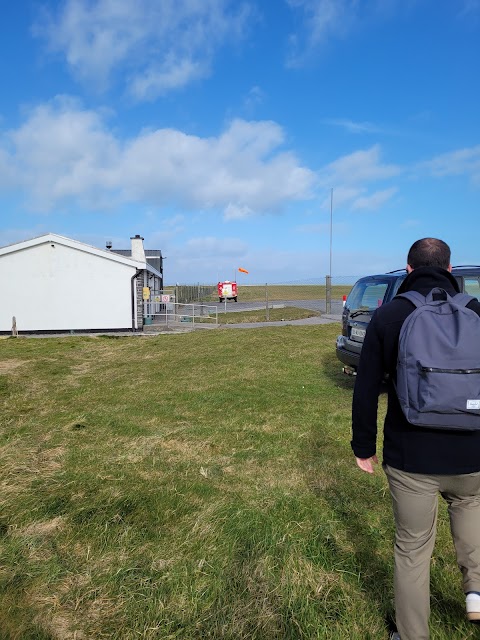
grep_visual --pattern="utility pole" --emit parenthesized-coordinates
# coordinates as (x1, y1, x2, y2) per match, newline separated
(326, 188, 333, 314)
(329, 187, 333, 279)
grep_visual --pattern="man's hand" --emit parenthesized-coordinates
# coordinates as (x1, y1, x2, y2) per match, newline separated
(355, 455, 378, 474)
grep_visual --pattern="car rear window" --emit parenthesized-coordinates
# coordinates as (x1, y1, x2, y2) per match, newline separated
(347, 280, 389, 310)
(464, 277, 480, 297)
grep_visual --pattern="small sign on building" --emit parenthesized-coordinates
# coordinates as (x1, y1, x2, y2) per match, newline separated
(142, 287, 151, 300)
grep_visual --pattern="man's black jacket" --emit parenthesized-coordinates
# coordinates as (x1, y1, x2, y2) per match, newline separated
(351, 266, 480, 474)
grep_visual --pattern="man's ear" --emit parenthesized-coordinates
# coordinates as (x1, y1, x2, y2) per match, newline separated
(447, 264, 452, 272)
(406, 264, 413, 274)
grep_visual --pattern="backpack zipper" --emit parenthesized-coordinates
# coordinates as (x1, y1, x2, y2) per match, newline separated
(421, 367, 480, 374)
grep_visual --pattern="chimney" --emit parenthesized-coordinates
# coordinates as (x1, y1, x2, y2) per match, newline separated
(130, 234, 146, 262)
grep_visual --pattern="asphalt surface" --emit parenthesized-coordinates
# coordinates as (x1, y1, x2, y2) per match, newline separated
(189, 299, 343, 330)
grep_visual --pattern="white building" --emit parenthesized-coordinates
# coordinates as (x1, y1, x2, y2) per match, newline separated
(0, 233, 163, 333)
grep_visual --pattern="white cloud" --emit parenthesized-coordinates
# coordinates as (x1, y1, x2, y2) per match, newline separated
(128, 58, 205, 101)
(317, 146, 400, 212)
(321, 144, 401, 186)
(322, 118, 389, 135)
(320, 185, 363, 210)
(118, 118, 315, 215)
(285, 0, 414, 66)
(224, 204, 254, 220)
(421, 145, 480, 184)
(1, 98, 315, 216)
(35, 0, 253, 100)
(7, 97, 120, 209)
(164, 214, 186, 229)
(242, 86, 266, 114)
(286, 0, 355, 66)
(0, 146, 17, 189)
(351, 187, 398, 211)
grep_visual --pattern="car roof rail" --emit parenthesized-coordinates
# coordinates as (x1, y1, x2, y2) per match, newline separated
(386, 268, 407, 274)
(451, 265, 480, 269)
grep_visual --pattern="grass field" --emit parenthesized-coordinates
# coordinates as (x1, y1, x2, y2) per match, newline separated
(202, 285, 354, 303)
(0, 326, 475, 639)
(213, 306, 320, 324)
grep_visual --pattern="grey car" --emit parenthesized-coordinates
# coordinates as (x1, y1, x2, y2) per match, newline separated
(336, 266, 480, 375)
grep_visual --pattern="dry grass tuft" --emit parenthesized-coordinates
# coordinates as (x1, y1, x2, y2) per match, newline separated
(0, 358, 29, 373)
(42, 613, 86, 640)
(19, 516, 65, 537)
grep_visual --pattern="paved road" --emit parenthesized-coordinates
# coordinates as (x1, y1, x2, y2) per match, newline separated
(191, 299, 343, 330)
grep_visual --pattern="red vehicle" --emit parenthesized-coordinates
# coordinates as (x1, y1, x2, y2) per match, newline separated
(217, 280, 238, 302)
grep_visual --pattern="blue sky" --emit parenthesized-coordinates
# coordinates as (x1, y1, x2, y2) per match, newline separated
(1, 0, 479, 283)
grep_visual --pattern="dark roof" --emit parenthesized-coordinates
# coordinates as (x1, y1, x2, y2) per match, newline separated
(111, 249, 162, 257)
(110, 249, 163, 274)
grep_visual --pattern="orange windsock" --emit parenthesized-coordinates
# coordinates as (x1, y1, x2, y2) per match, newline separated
(238, 267, 249, 274)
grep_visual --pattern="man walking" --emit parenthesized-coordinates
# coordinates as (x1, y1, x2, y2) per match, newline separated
(352, 238, 480, 640)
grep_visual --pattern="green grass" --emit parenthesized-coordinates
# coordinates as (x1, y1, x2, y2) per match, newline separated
(203, 285, 353, 303)
(0, 328, 475, 639)
(212, 306, 320, 324)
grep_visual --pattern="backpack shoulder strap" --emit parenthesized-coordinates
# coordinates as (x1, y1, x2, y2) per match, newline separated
(395, 291, 426, 308)
(452, 292, 476, 308)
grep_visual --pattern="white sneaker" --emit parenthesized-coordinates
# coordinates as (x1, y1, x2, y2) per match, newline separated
(466, 592, 480, 623)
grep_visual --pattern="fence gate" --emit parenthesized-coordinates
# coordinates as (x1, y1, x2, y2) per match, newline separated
(143, 290, 218, 328)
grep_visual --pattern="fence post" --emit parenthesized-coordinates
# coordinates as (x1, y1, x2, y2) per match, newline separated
(265, 283, 269, 321)
(325, 275, 332, 314)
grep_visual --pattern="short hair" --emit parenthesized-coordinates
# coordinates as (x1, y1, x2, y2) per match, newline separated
(407, 238, 451, 270)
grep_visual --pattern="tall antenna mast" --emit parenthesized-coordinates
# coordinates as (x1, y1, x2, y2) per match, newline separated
(329, 188, 333, 278)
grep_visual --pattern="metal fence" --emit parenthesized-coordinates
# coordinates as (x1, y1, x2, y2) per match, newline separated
(165, 277, 363, 314)
(144, 302, 218, 327)
(174, 284, 217, 304)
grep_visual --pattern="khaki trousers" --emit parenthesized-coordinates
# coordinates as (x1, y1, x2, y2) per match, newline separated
(384, 465, 480, 640)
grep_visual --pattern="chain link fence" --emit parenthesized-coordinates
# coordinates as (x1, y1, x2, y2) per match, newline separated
(174, 284, 217, 304)
(165, 277, 364, 315)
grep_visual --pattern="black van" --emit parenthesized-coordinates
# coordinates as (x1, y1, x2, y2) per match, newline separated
(336, 266, 480, 375)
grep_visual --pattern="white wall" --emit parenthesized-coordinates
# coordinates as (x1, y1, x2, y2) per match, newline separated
(0, 241, 138, 331)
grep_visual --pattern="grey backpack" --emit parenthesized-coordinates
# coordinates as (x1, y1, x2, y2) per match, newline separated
(396, 288, 480, 430)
